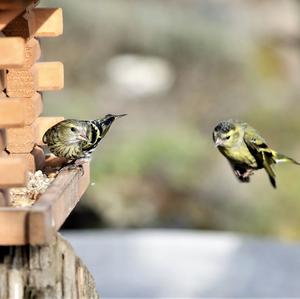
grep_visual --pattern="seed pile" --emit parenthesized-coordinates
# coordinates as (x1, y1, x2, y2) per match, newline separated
(9, 170, 56, 207)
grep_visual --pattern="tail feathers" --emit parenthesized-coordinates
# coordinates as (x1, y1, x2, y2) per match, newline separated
(274, 152, 300, 165)
(262, 153, 276, 188)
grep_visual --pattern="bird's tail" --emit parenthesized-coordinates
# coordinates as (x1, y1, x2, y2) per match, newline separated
(273, 152, 300, 165)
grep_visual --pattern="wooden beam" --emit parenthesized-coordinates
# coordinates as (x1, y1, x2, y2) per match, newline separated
(6, 67, 36, 98)
(31, 163, 90, 244)
(0, 9, 24, 31)
(0, 0, 39, 10)
(35, 61, 64, 91)
(0, 98, 25, 127)
(2, 7, 63, 39)
(0, 163, 90, 245)
(6, 121, 38, 153)
(9, 145, 45, 173)
(33, 8, 63, 37)
(0, 93, 42, 127)
(0, 189, 8, 206)
(0, 157, 27, 187)
(0, 129, 6, 152)
(24, 37, 41, 68)
(0, 208, 29, 245)
(0, 70, 6, 91)
(6, 62, 64, 97)
(0, 37, 25, 68)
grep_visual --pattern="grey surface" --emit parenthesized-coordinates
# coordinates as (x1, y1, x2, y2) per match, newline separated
(62, 230, 300, 298)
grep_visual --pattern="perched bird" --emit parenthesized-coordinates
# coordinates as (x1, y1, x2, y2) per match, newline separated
(43, 114, 126, 165)
(212, 119, 300, 188)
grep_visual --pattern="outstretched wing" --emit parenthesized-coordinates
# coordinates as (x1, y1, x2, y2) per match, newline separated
(243, 128, 276, 188)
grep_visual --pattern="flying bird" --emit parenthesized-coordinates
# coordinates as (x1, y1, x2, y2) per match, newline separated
(212, 119, 299, 188)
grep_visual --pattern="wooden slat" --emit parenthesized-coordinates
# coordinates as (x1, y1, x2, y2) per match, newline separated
(9, 145, 45, 173)
(35, 116, 64, 145)
(2, 12, 33, 38)
(33, 8, 63, 37)
(0, 98, 25, 127)
(0, 93, 42, 127)
(0, 129, 6, 152)
(0, 157, 27, 187)
(0, 189, 8, 206)
(0, 162, 90, 245)
(0, 70, 6, 91)
(31, 163, 90, 244)
(23, 92, 43, 125)
(35, 62, 64, 91)
(6, 67, 36, 98)
(2, 7, 62, 39)
(24, 37, 41, 68)
(28, 205, 53, 244)
(6, 62, 64, 97)
(6, 121, 37, 153)
(0, 208, 29, 245)
(0, 37, 25, 68)
(0, 0, 38, 10)
(0, 9, 23, 31)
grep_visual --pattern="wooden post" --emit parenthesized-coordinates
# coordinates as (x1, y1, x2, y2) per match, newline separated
(0, 233, 99, 299)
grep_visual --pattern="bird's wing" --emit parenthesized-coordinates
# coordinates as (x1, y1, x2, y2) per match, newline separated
(243, 128, 276, 188)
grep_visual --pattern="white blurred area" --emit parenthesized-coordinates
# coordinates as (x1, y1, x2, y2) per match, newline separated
(106, 54, 175, 98)
(64, 230, 300, 298)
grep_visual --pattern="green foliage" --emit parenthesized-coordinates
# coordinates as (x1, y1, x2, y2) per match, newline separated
(92, 128, 208, 189)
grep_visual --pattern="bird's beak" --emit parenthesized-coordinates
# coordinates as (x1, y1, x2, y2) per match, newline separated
(114, 114, 127, 119)
(78, 134, 89, 142)
(215, 138, 223, 147)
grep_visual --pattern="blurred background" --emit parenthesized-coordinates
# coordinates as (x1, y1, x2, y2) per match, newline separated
(41, 0, 300, 239)
(40, 0, 300, 296)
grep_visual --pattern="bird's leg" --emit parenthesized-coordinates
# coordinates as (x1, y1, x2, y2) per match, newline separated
(242, 169, 254, 178)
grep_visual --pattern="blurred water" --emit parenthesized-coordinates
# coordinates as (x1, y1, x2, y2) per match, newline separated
(63, 229, 300, 298)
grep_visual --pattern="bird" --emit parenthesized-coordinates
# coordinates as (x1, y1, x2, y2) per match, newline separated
(212, 119, 300, 188)
(43, 114, 126, 165)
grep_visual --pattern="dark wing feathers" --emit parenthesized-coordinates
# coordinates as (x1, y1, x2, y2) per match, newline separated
(243, 129, 277, 188)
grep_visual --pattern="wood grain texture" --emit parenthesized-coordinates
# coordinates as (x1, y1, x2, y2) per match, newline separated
(35, 61, 64, 91)
(33, 8, 63, 37)
(0, 163, 90, 245)
(0, 98, 25, 127)
(0, 37, 25, 68)
(2, 7, 63, 39)
(0, 93, 42, 127)
(0, 9, 24, 31)
(0, 129, 6, 152)
(0, 0, 38, 10)
(0, 157, 27, 187)
(0, 233, 99, 299)
(9, 146, 45, 172)
(6, 121, 38, 153)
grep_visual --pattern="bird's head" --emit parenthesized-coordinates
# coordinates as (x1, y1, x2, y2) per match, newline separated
(213, 120, 240, 148)
(60, 121, 89, 144)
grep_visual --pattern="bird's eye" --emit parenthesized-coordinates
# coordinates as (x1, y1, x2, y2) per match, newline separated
(225, 135, 230, 140)
(70, 127, 77, 132)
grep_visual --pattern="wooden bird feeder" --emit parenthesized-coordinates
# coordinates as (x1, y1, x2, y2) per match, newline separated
(0, 1, 98, 297)
(0, 1, 90, 245)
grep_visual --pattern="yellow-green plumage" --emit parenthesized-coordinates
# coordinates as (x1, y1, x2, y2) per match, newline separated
(43, 114, 126, 162)
(213, 120, 300, 188)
